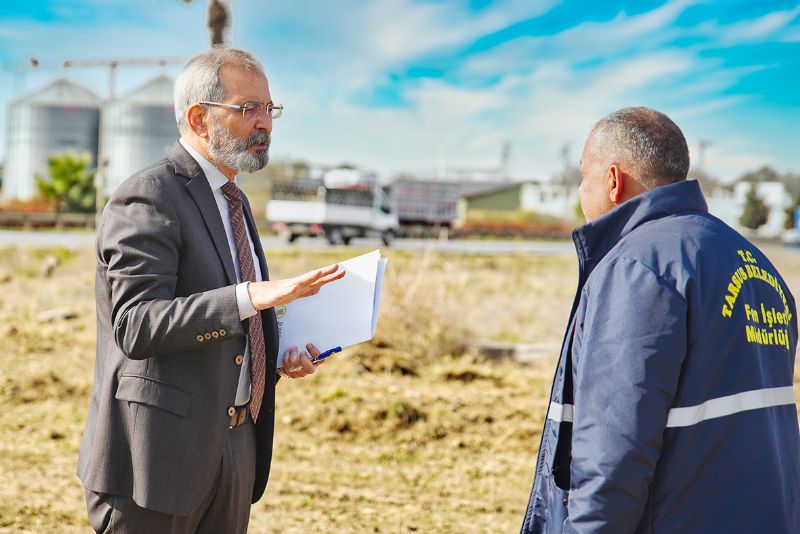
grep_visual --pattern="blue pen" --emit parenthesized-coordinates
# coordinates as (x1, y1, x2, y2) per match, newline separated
(312, 346, 342, 363)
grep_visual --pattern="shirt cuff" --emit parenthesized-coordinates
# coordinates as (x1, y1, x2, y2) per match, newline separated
(236, 282, 257, 321)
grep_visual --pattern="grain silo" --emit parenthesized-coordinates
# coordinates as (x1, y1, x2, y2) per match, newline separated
(3, 78, 101, 200)
(103, 75, 176, 195)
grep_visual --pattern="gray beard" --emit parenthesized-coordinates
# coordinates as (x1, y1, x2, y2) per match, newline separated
(207, 117, 271, 173)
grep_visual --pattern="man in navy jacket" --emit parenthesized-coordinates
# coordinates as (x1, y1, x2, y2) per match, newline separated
(521, 107, 799, 533)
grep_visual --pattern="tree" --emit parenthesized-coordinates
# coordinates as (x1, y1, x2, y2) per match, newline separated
(784, 202, 798, 230)
(739, 183, 769, 231)
(35, 152, 96, 213)
(738, 166, 782, 184)
(783, 172, 800, 205)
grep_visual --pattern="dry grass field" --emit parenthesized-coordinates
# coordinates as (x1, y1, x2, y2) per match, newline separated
(0, 242, 798, 533)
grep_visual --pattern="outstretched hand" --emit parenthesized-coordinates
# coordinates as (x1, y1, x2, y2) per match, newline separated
(247, 264, 345, 311)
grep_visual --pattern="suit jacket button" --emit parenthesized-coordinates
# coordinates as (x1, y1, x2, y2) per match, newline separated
(228, 406, 236, 417)
(196, 335, 204, 342)
(219, 329, 227, 337)
(235, 355, 244, 365)
(204, 333, 212, 340)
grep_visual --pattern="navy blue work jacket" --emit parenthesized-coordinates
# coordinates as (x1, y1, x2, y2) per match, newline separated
(521, 180, 800, 533)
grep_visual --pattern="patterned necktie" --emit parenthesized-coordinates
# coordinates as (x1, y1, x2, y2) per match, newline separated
(220, 181, 266, 422)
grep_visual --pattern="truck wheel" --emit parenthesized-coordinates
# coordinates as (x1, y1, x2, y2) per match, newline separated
(326, 228, 344, 245)
(287, 233, 299, 244)
(381, 230, 395, 246)
(342, 236, 352, 246)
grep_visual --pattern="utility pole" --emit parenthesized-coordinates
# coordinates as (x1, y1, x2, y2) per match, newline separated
(559, 143, 571, 184)
(500, 141, 511, 181)
(697, 139, 712, 170)
(61, 57, 184, 225)
(180, 0, 234, 46)
(208, 0, 233, 45)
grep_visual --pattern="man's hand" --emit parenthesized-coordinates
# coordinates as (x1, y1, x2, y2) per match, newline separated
(248, 264, 345, 311)
(281, 343, 324, 379)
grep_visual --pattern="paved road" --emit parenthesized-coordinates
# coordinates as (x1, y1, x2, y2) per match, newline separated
(0, 229, 574, 256)
(0, 230, 97, 248)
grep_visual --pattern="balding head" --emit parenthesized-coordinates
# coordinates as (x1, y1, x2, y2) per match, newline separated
(578, 107, 690, 222)
(587, 107, 690, 189)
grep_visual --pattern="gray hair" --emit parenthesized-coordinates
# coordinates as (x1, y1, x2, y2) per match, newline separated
(589, 107, 690, 188)
(174, 46, 265, 133)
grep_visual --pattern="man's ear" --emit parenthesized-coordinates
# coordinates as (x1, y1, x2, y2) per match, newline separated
(186, 104, 209, 139)
(607, 164, 624, 204)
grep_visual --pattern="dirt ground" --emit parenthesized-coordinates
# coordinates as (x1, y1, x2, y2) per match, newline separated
(0, 243, 798, 533)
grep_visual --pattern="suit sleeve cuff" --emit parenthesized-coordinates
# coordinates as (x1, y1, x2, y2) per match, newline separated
(236, 282, 257, 321)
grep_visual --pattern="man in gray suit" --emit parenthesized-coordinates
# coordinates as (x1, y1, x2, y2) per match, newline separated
(78, 47, 344, 533)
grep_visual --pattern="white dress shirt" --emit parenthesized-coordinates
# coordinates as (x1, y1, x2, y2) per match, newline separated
(180, 138, 260, 406)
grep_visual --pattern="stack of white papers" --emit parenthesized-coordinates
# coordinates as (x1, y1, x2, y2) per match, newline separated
(275, 249, 388, 368)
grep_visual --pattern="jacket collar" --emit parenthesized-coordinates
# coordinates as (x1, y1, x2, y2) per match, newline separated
(572, 179, 708, 275)
(167, 140, 206, 181)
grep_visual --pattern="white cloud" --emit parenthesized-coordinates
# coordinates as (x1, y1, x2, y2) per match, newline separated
(1, 0, 797, 183)
(461, 0, 698, 79)
(271, 48, 704, 180)
(264, 0, 713, 178)
(236, 0, 556, 90)
(671, 94, 749, 120)
(595, 0, 699, 43)
(717, 5, 800, 45)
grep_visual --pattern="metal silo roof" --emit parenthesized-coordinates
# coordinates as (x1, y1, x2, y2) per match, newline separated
(9, 77, 102, 107)
(114, 75, 174, 105)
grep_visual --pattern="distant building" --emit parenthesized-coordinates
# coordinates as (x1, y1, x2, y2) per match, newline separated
(704, 180, 790, 237)
(102, 75, 176, 195)
(3, 78, 101, 200)
(704, 184, 739, 226)
(461, 181, 578, 219)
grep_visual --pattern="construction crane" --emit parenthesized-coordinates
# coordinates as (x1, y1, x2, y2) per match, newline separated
(62, 58, 184, 99)
(2, 55, 42, 94)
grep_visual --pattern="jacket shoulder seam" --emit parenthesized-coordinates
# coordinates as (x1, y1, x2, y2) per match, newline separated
(592, 255, 688, 305)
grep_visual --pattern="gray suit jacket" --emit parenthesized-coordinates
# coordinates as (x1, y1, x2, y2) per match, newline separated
(78, 142, 279, 515)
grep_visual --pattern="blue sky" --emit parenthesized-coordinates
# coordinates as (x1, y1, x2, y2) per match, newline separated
(1, 0, 798, 181)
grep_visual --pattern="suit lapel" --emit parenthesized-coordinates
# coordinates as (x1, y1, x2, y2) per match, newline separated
(168, 142, 238, 286)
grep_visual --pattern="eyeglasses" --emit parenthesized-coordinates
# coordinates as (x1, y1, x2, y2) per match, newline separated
(199, 101, 284, 120)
